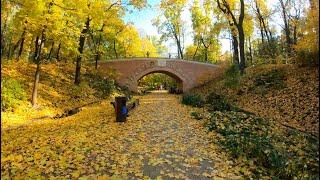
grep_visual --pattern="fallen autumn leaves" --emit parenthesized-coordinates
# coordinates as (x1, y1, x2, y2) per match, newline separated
(1, 93, 248, 179)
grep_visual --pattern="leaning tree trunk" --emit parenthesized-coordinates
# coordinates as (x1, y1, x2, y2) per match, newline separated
(75, 18, 90, 85)
(177, 40, 184, 59)
(47, 41, 54, 60)
(192, 41, 200, 60)
(259, 20, 265, 43)
(17, 29, 26, 60)
(174, 33, 184, 59)
(201, 38, 210, 62)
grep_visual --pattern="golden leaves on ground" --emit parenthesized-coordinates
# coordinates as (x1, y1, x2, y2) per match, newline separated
(1, 93, 244, 179)
(194, 64, 319, 135)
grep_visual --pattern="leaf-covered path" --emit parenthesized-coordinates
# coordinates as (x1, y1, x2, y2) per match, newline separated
(2, 93, 240, 179)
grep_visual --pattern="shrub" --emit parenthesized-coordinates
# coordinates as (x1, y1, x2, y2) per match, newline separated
(253, 69, 286, 89)
(181, 93, 204, 107)
(1, 78, 27, 111)
(205, 92, 231, 111)
(250, 69, 286, 96)
(68, 83, 93, 99)
(190, 111, 203, 120)
(206, 111, 319, 178)
(87, 73, 115, 97)
(296, 50, 319, 67)
(224, 64, 240, 88)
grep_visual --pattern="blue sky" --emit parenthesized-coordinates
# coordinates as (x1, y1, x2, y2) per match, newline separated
(123, 0, 195, 54)
(123, 0, 280, 54)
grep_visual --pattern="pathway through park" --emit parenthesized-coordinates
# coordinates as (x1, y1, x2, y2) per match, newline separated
(1, 92, 241, 179)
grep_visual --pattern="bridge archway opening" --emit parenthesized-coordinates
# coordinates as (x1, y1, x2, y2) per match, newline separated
(137, 71, 183, 93)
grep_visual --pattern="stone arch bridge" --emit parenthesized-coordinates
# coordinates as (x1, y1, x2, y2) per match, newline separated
(99, 58, 220, 93)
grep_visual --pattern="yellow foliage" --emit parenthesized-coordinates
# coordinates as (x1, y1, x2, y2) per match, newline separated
(1, 93, 246, 178)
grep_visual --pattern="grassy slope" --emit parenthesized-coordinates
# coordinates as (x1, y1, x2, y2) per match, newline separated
(1, 61, 121, 128)
(193, 64, 319, 135)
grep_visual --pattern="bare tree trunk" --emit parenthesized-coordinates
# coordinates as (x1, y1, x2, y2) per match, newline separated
(238, 0, 246, 74)
(238, 26, 246, 74)
(259, 20, 265, 43)
(31, 29, 45, 107)
(201, 38, 210, 62)
(232, 34, 239, 66)
(174, 33, 184, 59)
(113, 39, 118, 59)
(11, 39, 21, 59)
(279, 0, 292, 55)
(75, 18, 90, 85)
(6, 40, 12, 60)
(293, 23, 297, 44)
(31, 60, 41, 106)
(248, 37, 253, 65)
(17, 36, 25, 60)
(262, 20, 271, 43)
(33, 36, 40, 62)
(1, 11, 9, 57)
(56, 42, 61, 60)
(95, 33, 102, 69)
(48, 41, 54, 60)
(192, 40, 200, 60)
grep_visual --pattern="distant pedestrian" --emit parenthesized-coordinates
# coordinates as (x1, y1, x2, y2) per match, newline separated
(169, 53, 171, 59)
(146, 51, 150, 58)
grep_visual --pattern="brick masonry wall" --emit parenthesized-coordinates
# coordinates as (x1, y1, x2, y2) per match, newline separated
(99, 58, 220, 92)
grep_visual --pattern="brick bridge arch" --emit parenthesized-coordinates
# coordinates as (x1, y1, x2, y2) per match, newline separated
(99, 58, 220, 93)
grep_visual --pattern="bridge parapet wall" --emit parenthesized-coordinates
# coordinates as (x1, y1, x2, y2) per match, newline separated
(99, 58, 220, 92)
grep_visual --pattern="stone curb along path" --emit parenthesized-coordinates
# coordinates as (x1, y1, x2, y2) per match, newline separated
(1, 93, 244, 179)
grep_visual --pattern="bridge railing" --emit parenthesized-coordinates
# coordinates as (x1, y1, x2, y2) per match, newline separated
(101, 51, 219, 64)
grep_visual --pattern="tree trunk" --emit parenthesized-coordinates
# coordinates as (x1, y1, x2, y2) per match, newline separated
(259, 20, 265, 43)
(33, 36, 40, 62)
(48, 41, 54, 60)
(293, 24, 297, 45)
(177, 41, 183, 59)
(17, 36, 25, 60)
(95, 34, 102, 69)
(174, 33, 183, 59)
(231, 34, 239, 65)
(56, 42, 61, 60)
(75, 18, 90, 85)
(192, 41, 200, 60)
(262, 19, 271, 43)
(238, 0, 246, 74)
(238, 26, 246, 74)
(6, 42, 12, 60)
(113, 39, 118, 59)
(11, 39, 21, 59)
(279, 0, 292, 55)
(95, 53, 100, 69)
(16, 29, 26, 60)
(31, 59, 41, 106)
(1, 11, 9, 57)
(31, 29, 45, 107)
(201, 38, 210, 62)
(248, 37, 253, 65)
